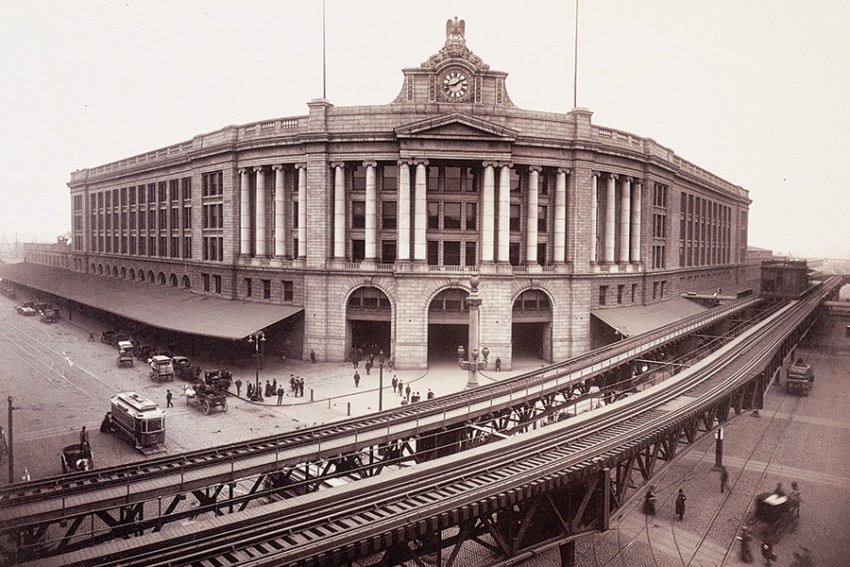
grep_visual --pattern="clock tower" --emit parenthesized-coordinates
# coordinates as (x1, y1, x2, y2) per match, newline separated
(392, 17, 513, 107)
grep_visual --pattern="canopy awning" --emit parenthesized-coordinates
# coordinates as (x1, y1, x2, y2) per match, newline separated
(0, 262, 302, 340)
(591, 297, 709, 337)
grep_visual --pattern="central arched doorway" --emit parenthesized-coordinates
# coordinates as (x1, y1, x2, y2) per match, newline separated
(347, 286, 392, 362)
(511, 289, 553, 363)
(427, 288, 470, 364)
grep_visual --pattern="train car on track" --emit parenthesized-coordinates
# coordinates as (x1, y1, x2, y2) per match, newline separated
(109, 392, 166, 454)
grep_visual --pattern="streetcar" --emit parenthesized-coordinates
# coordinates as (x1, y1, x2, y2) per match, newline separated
(109, 392, 166, 453)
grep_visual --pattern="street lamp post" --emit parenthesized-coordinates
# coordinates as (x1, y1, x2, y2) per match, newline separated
(458, 276, 488, 388)
(378, 350, 385, 411)
(247, 331, 266, 401)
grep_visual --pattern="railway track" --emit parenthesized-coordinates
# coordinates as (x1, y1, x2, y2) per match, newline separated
(29, 286, 825, 567)
(0, 295, 764, 517)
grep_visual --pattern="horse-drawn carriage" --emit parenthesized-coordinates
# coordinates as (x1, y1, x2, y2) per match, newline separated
(61, 443, 94, 473)
(184, 382, 228, 415)
(203, 369, 233, 391)
(745, 491, 799, 545)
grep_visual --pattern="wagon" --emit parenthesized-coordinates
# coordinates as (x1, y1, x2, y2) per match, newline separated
(61, 444, 94, 473)
(184, 383, 228, 415)
(745, 492, 799, 544)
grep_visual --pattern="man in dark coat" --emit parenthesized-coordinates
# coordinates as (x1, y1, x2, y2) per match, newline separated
(675, 488, 686, 520)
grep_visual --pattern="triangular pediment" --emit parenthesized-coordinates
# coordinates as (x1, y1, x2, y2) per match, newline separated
(395, 113, 518, 141)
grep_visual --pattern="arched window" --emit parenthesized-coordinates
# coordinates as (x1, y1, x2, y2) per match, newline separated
(120, 267, 126, 279)
(98, 264, 103, 275)
(169, 274, 178, 287)
(90, 263, 96, 273)
(182, 275, 191, 289)
(148, 270, 155, 283)
(112, 266, 118, 277)
(158, 272, 166, 285)
(129, 269, 135, 280)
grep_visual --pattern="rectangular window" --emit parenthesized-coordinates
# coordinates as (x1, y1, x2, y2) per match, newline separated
(382, 165, 397, 192)
(444, 202, 461, 229)
(444, 166, 461, 192)
(617, 285, 624, 304)
(381, 201, 397, 230)
(203, 273, 210, 292)
(427, 241, 439, 265)
(537, 243, 547, 266)
(465, 242, 476, 266)
(660, 280, 666, 298)
(202, 171, 223, 197)
(381, 240, 397, 264)
(352, 201, 366, 229)
(443, 241, 461, 265)
(631, 283, 638, 303)
(245, 278, 252, 298)
(509, 242, 520, 266)
(510, 204, 521, 231)
(214, 275, 222, 294)
(183, 236, 191, 258)
(427, 202, 439, 229)
(599, 285, 608, 306)
(653, 281, 659, 300)
(538, 205, 548, 233)
(171, 236, 179, 258)
(158, 181, 167, 202)
(352, 239, 365, 261)
(293, 202, 299, 228)
(262, 279, 271, 300)
(465, 202, 477, 231)
(182, 177, 192, 200)
(427, 166, 439, 191)
(352, 165, 366, 191)
(282, 280, 294, 301)
(183, 206, 191, 229)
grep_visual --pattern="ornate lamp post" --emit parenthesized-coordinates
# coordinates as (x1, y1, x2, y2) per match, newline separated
(247, 331, 266, 401)
(378, 350, 385, 411)
(458, 276, 488, 388)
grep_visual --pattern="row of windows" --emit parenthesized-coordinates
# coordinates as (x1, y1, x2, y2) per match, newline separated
(348, 164, 548, 195)
(598, 280, 667, 306)
(89, 235, 192, 258)
(679, 193, 732, 267)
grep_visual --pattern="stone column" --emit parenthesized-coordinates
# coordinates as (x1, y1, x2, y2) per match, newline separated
(604, 174, 617, 264)
(365, 161, 378, 261)
(554, 168, 568, 264)
(497, 163, 511, 263)
(273, 165, 286, 257)
(631, 180, 642, 263)
(590, 173, 598, 263)
(413, 160, 428, 261)
(332, 162, 346, 258)
(397, 160, 411, 261)
(619, 177, 631, 263)
(254, 166, 266, 257)
(526, 167, 541, 264)
(296, 164, 307, 259)
(481, 162, 496, 262)
(239, 168, 251, 256)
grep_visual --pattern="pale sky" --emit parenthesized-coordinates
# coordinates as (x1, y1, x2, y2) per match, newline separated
(1, 0, 848, 259)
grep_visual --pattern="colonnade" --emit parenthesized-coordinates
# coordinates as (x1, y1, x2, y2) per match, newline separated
(590, 173, 642, 266)
(239, 165, 306, 259)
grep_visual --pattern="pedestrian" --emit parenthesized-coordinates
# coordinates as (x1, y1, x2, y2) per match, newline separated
(789, 481, 801, 516)
(277, 386, 284, 405)
(235, 378, 242, 397)
(79, 425, 89, 452)
(299, 377, 305, 397)
(675, 488, 686, 520)
(397, 380, 403, 397)
(88, 332, 95, 342)
(247, 382, 253, 399)
(643, 485, 657, 515)
(427, 389, 434, 399)
(391, 375, 398, 393)
(272, 378, 277, 395)
(310, 349, 316, 364)
(365, 360, 372, 376)
(720, 466, 729, 493)
(166, 389, 173, 408)
(387, 358, 394, 371)
(495, 357, 501, 371)
(290, 374, 296, 392)
(405, 384, 411, 400)
(737, 526, 753, 563)
(761, 540, 776, 566)
(353, 371, 361, 388)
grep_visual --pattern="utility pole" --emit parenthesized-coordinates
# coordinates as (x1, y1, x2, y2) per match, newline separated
(7, 397, 14, 484)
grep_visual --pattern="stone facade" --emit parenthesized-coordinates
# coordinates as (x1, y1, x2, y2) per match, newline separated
(63, 20, 750, 369)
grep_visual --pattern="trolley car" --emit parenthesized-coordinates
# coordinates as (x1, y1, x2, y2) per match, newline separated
(109, 392, 166, 454)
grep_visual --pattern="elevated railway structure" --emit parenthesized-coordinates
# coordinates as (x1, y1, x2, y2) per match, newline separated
(1, 279, 840, 563)
(23, 277, 842, 567)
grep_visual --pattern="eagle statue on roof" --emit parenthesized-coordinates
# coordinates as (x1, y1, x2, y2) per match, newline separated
(446, 17, 465, 42)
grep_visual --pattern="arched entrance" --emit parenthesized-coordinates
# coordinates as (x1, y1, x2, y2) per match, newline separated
(427, 288, 469, 364)
(346, 287, 392, 362)
(511, 289, 553, 363)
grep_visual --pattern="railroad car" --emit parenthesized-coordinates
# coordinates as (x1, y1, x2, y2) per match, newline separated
(109, 392, 166, 452)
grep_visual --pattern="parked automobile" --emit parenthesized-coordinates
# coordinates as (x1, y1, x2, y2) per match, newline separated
(16, 305, 36, 316)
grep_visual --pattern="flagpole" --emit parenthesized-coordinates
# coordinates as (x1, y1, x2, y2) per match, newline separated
(573, 0, 579, 109)
(322, 0, 327, 99)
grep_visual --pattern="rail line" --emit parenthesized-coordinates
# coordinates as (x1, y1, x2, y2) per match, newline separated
(30, 285, 826, 567)
(0, 295, 763, 517)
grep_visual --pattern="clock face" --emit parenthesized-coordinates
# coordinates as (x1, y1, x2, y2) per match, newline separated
(441, 69, 469, 100)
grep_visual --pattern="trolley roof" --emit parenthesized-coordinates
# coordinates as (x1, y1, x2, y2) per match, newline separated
(111, 392, 164, 416)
